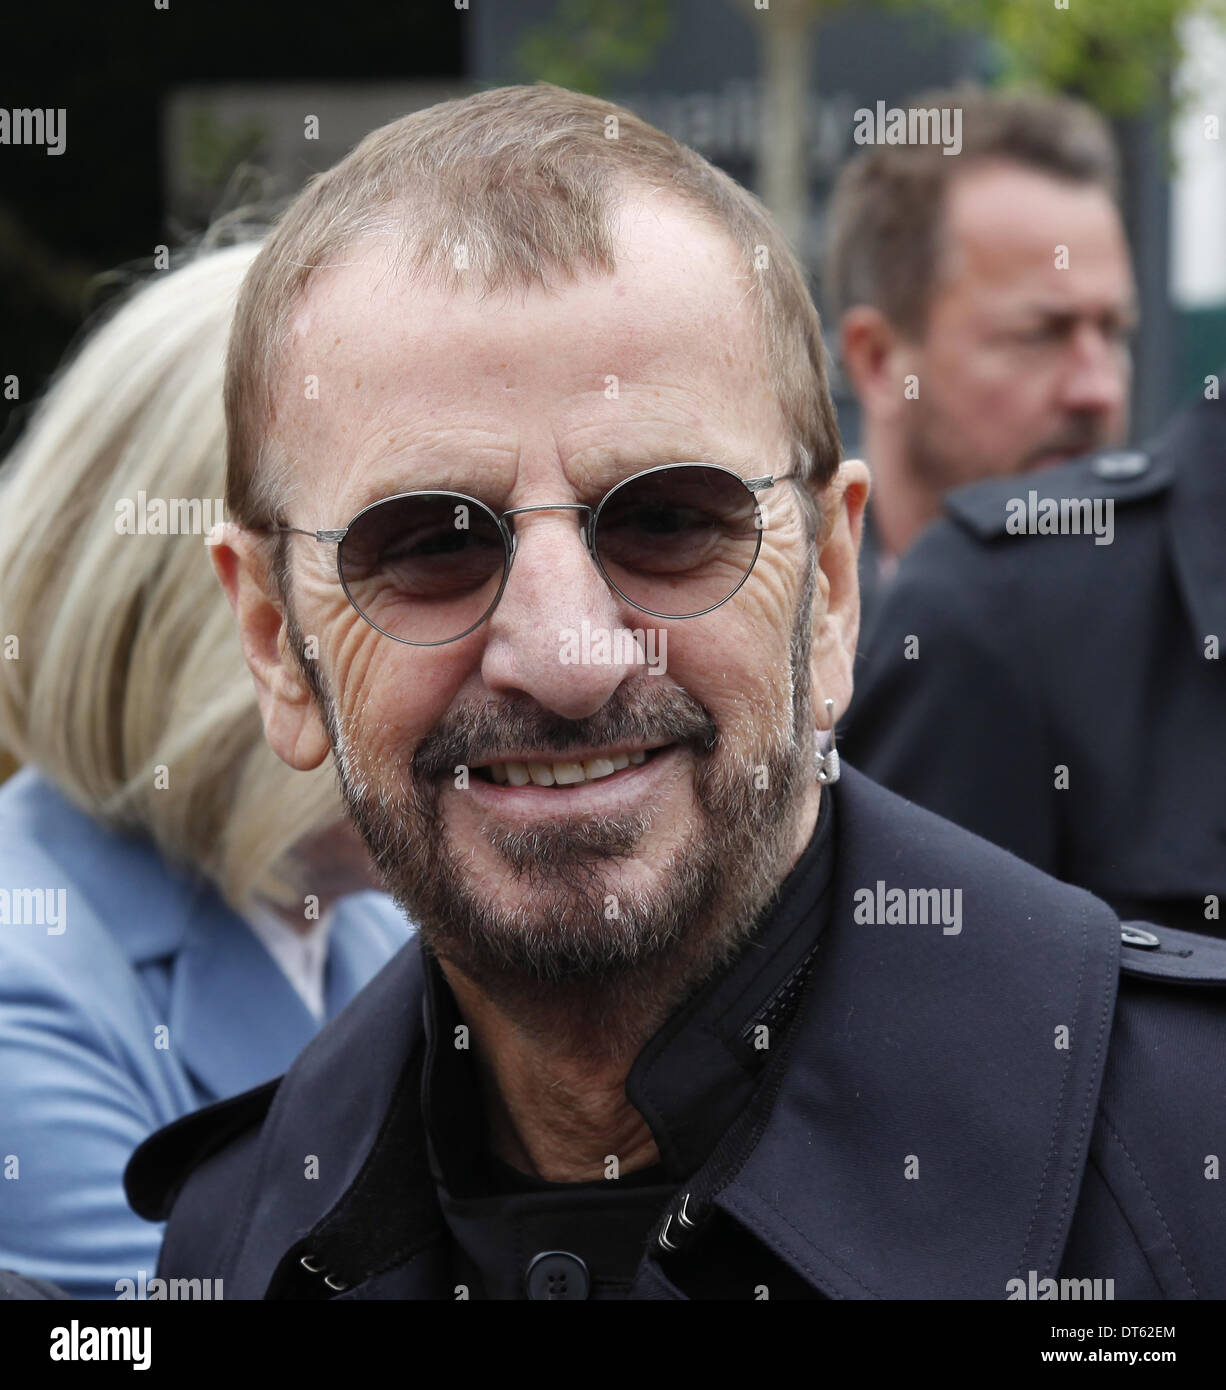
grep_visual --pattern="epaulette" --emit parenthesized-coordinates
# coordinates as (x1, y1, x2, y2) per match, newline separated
(125, 1075, 280, 1220)
(944, 448, 1176, 542)
(1118, 922, 1226, 988)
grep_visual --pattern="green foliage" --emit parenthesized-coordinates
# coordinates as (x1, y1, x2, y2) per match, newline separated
(183, 107, 267, 191)
(887, 0, 1226, 115)
(514, 0, 673, 94)
(519, 0, 1226, 117)
(511, 0, 1217, 116)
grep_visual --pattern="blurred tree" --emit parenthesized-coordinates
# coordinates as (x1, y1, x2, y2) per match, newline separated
(178, 107, 270, 228)
(739, 0, 816, 254)
(514, 0, 673, 93)
(518, 0, 1225, 251)
(735, 0, 1226, 250)
(935, 0, 1226, 115)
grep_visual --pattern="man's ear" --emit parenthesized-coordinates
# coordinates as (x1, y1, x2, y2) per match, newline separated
(840, 306, 909, 425)
(209, 523, 331, 771)
(808, 458, 871, 722)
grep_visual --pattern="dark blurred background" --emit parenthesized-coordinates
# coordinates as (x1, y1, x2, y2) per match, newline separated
(2, 0, 1224, 457)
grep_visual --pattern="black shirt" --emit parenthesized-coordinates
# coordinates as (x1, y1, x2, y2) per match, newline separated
(420, 789, 836, 1299)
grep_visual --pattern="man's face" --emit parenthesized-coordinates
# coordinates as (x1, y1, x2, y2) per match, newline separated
(901, 161, 1135, 488)
(241, 193, 860, 1028)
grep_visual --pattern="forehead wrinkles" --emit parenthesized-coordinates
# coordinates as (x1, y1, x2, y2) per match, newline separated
(268, 202, 788, 523)
(306, 255, 752, 382)
(277, 196, 766, 392)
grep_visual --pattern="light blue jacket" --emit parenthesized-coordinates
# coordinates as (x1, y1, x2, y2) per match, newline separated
(0, 767, 413, 1299)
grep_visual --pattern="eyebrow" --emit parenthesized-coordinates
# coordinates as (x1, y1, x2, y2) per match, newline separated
(334, 443, 767, 520)
(1012, 298, 1140, 325)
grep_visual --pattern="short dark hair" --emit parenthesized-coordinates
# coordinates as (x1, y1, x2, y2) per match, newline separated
(824, 85, 1122, 339)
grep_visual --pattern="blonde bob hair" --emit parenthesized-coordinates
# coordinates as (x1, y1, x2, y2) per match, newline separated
(0, 242, 343, 911)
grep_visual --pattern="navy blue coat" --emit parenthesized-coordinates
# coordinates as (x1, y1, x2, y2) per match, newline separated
(845, 389, 1226, 936)
(125, 770, 1226, 1299)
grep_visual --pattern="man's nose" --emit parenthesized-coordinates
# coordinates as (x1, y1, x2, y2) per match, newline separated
(1059, 322, 1129, 418)
(479, 510, 645, 720)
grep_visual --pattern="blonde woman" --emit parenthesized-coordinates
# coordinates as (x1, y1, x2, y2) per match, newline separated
(0, 242, 412, 1299)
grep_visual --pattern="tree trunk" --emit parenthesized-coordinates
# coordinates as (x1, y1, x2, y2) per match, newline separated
(758, 0, 815, 257)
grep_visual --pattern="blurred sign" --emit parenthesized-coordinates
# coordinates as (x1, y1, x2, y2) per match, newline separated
(162, 83, 471, 225)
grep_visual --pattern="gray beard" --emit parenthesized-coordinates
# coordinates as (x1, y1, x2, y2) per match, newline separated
(299, 565, 819, 1061)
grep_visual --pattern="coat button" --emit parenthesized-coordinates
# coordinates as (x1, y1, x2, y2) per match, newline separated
(525, 1250, 590, 1300)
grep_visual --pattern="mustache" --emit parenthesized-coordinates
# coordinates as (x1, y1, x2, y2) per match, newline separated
(1024, 418, 1112, 466)
(412, 683, 719, 780)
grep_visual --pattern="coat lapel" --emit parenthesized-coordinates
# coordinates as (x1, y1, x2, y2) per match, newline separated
(223, 940, 429, 1299)
(322, 893, 410, 1019)
(708, 768, 1120, 1298)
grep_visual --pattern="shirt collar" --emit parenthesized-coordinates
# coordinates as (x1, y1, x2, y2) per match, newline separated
(243, 900, 337, 1023)
(421, 788, 836, 1191)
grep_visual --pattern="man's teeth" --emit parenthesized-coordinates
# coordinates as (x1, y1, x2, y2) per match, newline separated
(486, 748, 649, 786)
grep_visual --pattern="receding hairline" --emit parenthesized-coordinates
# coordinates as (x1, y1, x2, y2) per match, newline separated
(926, 154, 1132, 307)
(228, 83, 842, 534)
(257, 181, 800, 532)
(940, 152, 1126, 224)
(267, 177, 774, 423)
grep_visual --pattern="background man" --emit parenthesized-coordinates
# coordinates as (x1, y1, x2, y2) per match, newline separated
(843, 377, 1226, 937)
(825, 87, 1136, 626)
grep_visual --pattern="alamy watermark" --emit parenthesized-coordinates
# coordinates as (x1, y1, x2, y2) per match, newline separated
(558, 621, 667, 675)
(1005, 490, 1114, 546)
(1006, 1271, 1115, 1300)
(852, 880, 962, 935)
(852, 101, 962, 156)
(114, 491, 226, 540)
(115, 1270, 223, 1300)
(0, 887, 66, 934)
(0, 107, 66, 157)
(49, 1322, 150, 1371)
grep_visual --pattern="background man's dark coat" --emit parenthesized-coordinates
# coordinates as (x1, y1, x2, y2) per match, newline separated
(844, 388, 1226, 935)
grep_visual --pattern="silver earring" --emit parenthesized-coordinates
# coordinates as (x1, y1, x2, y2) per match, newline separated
(816, 697, 841, 785)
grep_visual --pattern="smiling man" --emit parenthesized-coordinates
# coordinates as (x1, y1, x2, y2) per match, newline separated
(124, 85, 1226, 1302)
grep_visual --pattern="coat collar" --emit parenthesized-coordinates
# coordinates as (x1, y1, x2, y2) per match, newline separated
(3, 766, 390, 1093)
(167, 886, 322, 1102)
(3, 769, 343, 1100)
(1, 767, 191, 963)
(217, 939, 431, 1299)
(166, 887, 406, 1105)
(420, 791, 837, 1198)
(692, 767, 1120, 1298)
(1164, 388, 1226, 650)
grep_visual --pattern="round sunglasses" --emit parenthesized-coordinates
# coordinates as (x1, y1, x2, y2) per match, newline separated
(261, 462, 793, 646)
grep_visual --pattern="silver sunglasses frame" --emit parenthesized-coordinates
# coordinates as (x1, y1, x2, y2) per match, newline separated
(268, 462, 789, 647)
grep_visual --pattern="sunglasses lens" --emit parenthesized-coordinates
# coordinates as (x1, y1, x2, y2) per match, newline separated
(593, 466, 762, 618)
(338, 494, 507, 644)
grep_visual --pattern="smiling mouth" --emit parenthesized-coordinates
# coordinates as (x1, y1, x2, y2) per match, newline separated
(472, 745, 668, 787)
